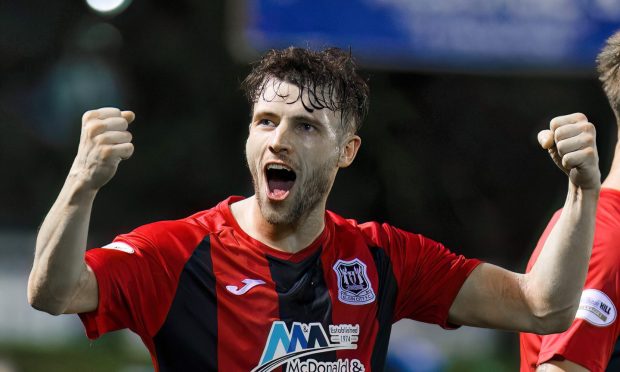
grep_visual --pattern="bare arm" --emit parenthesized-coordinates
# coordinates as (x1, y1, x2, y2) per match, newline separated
(537, 360, 589, 372)
(28, 108, 135, 315)
(449, 113, 600, 333)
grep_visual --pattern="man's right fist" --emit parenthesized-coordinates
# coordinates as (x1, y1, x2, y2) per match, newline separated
(69, 107, 135, 191)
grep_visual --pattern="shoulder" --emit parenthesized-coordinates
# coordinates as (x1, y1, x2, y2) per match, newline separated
(325, 210, 432, 250)
(325, 210, 380, 243)
(112, 198, 236, 253)
(186, 196, 239, 232)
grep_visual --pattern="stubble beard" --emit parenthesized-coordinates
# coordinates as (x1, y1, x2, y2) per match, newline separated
(249, 157, 337, 226)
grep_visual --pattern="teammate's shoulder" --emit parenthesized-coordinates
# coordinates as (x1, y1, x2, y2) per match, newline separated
(598, 188, 620, 224)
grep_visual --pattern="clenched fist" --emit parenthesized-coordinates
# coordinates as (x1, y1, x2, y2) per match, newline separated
(69, 107, 135, 191)
(538, 113, 601, 190)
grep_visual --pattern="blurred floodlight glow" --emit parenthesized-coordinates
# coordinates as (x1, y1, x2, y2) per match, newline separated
(85, 0, 131, 14)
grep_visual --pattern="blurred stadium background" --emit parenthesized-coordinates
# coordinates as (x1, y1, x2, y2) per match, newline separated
(1, 0, 619, 371)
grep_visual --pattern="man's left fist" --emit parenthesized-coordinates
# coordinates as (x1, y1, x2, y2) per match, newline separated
(538, 113, 601, 190)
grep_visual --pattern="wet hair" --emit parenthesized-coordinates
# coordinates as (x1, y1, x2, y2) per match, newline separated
(241, 47, 369, 134)
(597, 31, 620, 115)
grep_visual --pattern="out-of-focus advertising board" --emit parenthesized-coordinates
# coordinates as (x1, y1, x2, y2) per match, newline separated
(237, 0, 620, 72)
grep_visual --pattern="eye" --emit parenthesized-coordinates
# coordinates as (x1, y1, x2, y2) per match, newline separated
(258, 119, 275, 127)
(300, 123, 315, 132)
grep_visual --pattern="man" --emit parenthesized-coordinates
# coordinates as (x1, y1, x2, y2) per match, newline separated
(520, 32, 620, 372)
(28, 47, 600, 371)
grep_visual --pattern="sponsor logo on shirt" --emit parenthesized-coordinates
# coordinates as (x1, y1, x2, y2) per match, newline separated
(576, 288, 617, 327)
(101, 242, 135, 254)
(252, 322, 364, 372)
(333, 259, 375, 305)
(225, 279, 266, 295)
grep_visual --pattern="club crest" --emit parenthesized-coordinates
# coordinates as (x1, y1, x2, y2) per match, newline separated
(333, 259, 375, 305)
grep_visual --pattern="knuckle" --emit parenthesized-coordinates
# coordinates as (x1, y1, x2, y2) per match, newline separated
(102, 107, 121, 115)
(583, 147, 595, 157)
(581, 132, 594, 145)
(122, 144, 135, 159)
(572, 112, 587, 122)
(554, 125, 567, 139)
(109, 117, 129, 130)
(81, 110, 94, 123)
(85, 122, 102, 138)
(91, 120, 105, 130)
(100, 146, 113, 159)
(580, 122, 593, 132)
(562, 158, 570, 169)
(93, 134, 105, 145)
(106, 116, 123, 123)
(556, 147, 566, 157)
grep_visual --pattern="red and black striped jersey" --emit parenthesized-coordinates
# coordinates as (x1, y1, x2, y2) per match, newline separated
(79, 196, 481, 372)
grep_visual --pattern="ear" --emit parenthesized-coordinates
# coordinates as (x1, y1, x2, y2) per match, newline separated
(338, 135, 361, 168)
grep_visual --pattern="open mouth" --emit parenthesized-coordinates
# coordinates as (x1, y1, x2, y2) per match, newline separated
(265, 163, 297, 200)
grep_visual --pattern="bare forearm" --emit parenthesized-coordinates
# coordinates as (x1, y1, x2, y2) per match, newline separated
(537, 359, 589, 372)
(28, 108, 134, 315)
(28, 174, 96, 314)
(525, 183, 598, 327)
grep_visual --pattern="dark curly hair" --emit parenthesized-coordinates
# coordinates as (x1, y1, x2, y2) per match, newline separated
(241, 47, 369, 134)
(597, 31, 620, 116)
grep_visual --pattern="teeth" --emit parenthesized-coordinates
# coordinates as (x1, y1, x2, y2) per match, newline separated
(267, 164, 292, 171)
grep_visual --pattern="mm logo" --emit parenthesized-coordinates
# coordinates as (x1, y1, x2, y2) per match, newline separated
(252, 322, 359, 372)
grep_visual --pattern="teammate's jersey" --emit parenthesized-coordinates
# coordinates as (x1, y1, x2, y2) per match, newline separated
(520, 188, 620, 372)
(79, 196, 481, 372)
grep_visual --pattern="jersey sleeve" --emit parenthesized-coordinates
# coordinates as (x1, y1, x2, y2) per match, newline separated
(363, 222, 481, 328)
(78, 220, 204, 340)
(534, 189, 620, 371)
(536, 274, 620, 371)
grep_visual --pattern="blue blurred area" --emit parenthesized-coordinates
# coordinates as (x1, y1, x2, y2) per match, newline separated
(243, 0, 620, 72)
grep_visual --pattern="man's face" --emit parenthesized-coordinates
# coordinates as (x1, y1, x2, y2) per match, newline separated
(245, 79, 346, 226)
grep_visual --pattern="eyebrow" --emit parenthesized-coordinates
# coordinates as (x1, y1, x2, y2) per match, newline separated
(253, 111, 325, 127)
(289, 114, 324, 126)
(252, 110, 278, 120)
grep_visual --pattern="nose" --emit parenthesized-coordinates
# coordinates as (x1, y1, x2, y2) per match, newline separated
(269, 122, 293, 154)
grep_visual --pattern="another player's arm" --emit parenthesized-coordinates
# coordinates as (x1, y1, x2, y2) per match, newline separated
(28, 108, 135, 315)
(537, 360, 589, 371)
(448, 113, 600, 334)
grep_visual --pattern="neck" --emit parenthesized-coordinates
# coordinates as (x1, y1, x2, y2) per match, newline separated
(231, 196, 326, 254)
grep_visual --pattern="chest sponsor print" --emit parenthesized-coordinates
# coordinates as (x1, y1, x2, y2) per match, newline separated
(333, 259, 376, 305)
(576, 288, 617, 327)
(252, 321, 364, 372)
